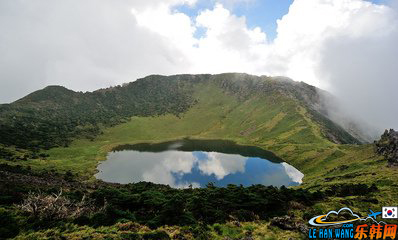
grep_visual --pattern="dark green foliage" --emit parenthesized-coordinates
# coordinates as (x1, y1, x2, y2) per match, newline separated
(189, 223, 212, 239)
(141, 230, 170, 240)
(0, 147, 14, 160)
(0, 208, 20, 239)
(64, 170, 74, 181)
(88, 182, 322, 228)
(120, 232, 141, 240)
(114, 139, 284, 163)
(0, 73, 362, 154)
(3, 172, 321, 230)
(0, 164, 380, 236)
(213, 224, 223, 235)
(324, 183, 378, 197)
(0, 163, 79, 206)
(0, 163, 31, 175)
(0, 164, 33, 205)
(0, 76, 196, 151)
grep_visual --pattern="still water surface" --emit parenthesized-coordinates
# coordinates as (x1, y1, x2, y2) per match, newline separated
(95, 139, 303, 188)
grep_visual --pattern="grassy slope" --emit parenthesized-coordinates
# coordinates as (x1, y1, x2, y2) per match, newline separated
(19, 82, 328, 175)
(4, 81, 397, 239)
(14, 82, 396, 197)
(13, 221, 303, 240)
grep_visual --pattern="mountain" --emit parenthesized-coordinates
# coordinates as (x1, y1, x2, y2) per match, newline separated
(0, 75, 195, 150)
(0, 73, 365, 153)
(0, 73, 394, 239)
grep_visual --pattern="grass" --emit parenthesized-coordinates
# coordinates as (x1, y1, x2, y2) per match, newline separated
(2, 81, 397, 239)
(3, 82, 394, 191)
(6, 83, 321, 175)
(13, 221, 306, 240)
(208, 222, 304, 240)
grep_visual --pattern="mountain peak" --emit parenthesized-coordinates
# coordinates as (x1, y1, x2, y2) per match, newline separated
(14, 85, 77, 104)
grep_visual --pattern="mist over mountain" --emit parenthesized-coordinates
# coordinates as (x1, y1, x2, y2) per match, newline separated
(1, 1, 397, 238)
(0, 73, 368, 155)
(1, 0, 397, 135)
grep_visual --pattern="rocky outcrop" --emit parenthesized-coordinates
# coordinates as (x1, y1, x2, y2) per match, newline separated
(375, 129, 398, 166)
(270, 215, 308, 234)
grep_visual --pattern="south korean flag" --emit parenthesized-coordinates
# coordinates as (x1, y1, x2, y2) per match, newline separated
(382, 207, 398, 219)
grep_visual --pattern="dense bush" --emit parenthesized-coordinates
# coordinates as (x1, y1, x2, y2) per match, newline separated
(88, 182, 323, 228)
(324, 183, 378, 197)
(0, 162, 380, 237)
(0, 208, 20, 238)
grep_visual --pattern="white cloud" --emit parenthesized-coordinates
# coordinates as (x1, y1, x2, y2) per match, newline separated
(132, 1, 197, 54)
(142, 151, 198, 187)
(271, 0, 398, 132)
(163, 151, 197, 174)
(187, 0, 398, 132)
(188, 3, 270, 74)
(197, 152, 247, 179)
(0, 0, 192, 102)
(1, 0, 397, 132)
(216, 0, 256, 9)
(95, 150, 199, 187)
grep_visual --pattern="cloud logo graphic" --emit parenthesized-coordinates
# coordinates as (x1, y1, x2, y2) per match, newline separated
(309, 207, 387, 226)
(309, 207, 361, 226)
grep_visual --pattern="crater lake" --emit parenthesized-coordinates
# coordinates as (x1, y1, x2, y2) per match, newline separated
(95, 139, 304, 188)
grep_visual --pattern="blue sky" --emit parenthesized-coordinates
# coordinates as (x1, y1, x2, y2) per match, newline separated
(175, 0, 388, 41)
(176, 0, 293, 40)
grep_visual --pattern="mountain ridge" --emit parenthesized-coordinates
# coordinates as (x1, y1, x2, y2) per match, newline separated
(0, 73, 365, 154)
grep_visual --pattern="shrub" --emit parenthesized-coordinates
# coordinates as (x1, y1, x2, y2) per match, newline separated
(0, 208, 20, 238)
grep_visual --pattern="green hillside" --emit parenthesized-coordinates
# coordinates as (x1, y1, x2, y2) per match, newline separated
(1, 73, 367, 179)
(0, 73, 359, 150)
(0, 73, 396, 239)
(0, 75, 196, 150)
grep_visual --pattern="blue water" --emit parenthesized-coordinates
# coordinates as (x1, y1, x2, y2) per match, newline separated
(95, 140, 303, 188)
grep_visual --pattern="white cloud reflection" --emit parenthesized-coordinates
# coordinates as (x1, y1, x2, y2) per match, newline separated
(95, 150, 303, 188)
(281, 162, 304, 184)
(197, 152, 247, 180)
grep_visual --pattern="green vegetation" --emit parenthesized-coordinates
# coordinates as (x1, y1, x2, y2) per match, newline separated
(10, 221, 305, 240)
(0, 73, 360, 153)
(0, 75, 196, 151)
(0, 163, 380, 240)
(1, 73, 396, 239)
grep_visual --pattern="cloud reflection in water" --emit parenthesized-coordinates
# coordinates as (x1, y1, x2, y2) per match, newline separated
(95, 150, 303, 188)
